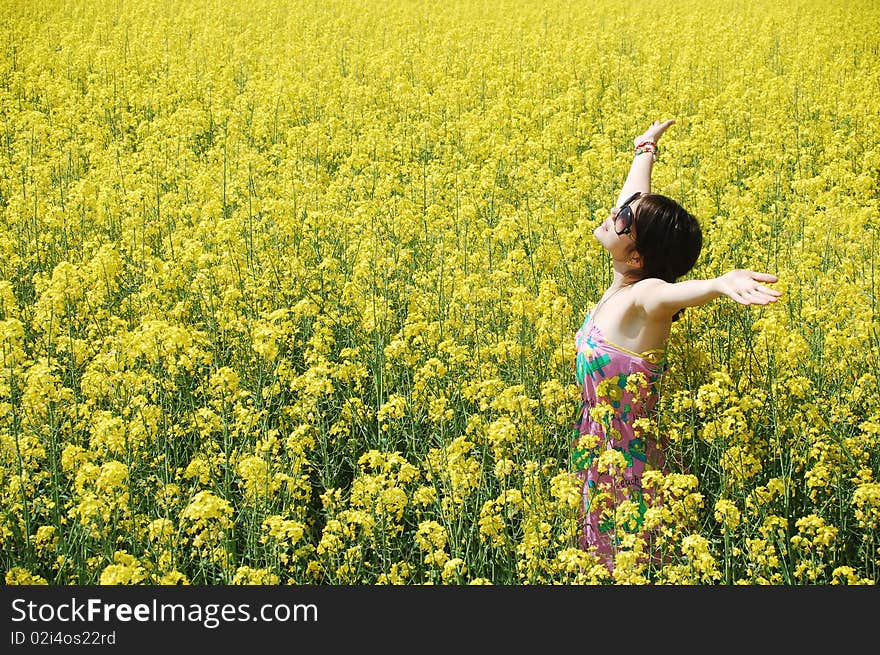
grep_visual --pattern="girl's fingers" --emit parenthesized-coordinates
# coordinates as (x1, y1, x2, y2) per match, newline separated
(738, 285, 780, 305)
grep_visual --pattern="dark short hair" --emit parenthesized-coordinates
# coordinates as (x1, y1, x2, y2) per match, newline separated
(632, 193, 703, 321)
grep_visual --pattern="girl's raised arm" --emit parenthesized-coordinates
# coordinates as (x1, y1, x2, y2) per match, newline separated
(615, 119, 676, 207)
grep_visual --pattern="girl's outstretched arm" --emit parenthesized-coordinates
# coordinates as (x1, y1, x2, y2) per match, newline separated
(615, 119, 676, 207)
(635, 270, 783, 319)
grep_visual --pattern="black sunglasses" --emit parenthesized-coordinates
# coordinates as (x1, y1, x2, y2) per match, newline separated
(614, 192, 641, 238)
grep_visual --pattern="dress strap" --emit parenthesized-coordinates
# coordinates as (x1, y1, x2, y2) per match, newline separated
(590, 284, 632, 325)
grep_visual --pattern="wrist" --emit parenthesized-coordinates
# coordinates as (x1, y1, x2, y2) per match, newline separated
(634, 140, 658, 161)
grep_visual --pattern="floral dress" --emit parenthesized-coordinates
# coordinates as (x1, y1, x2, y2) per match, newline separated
(570, 305, 668, 571)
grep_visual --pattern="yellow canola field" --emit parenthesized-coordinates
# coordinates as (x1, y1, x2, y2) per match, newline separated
(1, 0, 878, 584)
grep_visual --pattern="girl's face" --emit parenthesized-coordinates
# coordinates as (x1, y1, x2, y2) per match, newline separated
(593, 198, 642, 262)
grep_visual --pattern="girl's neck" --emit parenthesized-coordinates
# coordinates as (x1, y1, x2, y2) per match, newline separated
(608, 271, 636, 291)
(609, 255, 639, 290)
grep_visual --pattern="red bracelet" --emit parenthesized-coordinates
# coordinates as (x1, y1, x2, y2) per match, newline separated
(634, 143, 658, 160)
(634, 140, 657, 150)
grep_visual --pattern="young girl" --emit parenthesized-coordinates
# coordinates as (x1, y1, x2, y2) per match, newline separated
(571, 119, 782, 573)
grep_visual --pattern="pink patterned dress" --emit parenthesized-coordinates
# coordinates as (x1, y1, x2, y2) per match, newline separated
(571, 305, 668, 571)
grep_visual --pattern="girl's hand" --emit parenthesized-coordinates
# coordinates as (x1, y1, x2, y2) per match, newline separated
(718, 269, 783, 305)
(634, 119, 676, 147)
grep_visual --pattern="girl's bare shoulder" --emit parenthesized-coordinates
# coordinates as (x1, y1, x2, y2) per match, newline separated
(630, 278, 669, 309)
(630, 278, 678, 325)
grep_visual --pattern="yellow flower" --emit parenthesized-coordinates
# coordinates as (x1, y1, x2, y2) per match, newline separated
(34, 526, 58, 556)
(550, 471, 581, 510)
(852, 482, 880, 530)
(831, 566, 874, 586)
(681, 535, 722, 583)
(99, 551, 147, 585)
(441, 558, 467, 583)
(147, 518, 175, 543)
(232, 566, 280, 585)
(236, 454, 280, 501)
(714, 499, 742, 532)
(251, 321, 281, 361)
(597, 448, 628, 475)
(377, 394, 408, 430)
(183, 457, 213, 485)
(377, 562, 413, 585)
(156, 571, 190, 585)
(96, 461, 129, 495)
(5, 567, 48, 585)
(181, 491, 233, 555)
(415, 520, 448, 553)
(89, 410, 128, 455)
